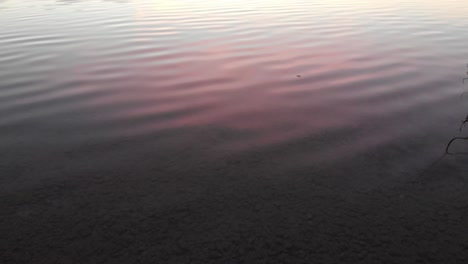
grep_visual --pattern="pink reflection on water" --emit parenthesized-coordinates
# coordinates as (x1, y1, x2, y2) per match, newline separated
(90, 40, 358, 134)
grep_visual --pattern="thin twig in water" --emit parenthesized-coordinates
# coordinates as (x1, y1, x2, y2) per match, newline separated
(445, 136, 468, 154)
(448, 64, 468, 153)
(460, 115, 468, 131)
(464, 63, 468, 84)
(464, 64, 468, 84)
(460, 65, 468, 100)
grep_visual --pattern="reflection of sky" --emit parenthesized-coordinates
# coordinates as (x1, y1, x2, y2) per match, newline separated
(1, 0, 468, 153)
(1, 0, 467, 67)
(142, 0, 468, 18)
(2, 0, 467, 75)
(2, 0, 468, 37)
(3, 0, 468, 18)
(406, 0, 468, 19)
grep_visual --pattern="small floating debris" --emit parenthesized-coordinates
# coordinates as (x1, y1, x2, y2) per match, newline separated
(296, 74, 301, 78)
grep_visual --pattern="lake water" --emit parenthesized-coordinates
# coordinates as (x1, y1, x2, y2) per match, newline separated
(2, 0, 468, 263)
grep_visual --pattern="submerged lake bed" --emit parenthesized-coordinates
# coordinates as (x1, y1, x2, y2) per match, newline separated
(2, 0, 468, 263)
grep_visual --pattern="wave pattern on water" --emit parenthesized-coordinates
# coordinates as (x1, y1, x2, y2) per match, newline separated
(1, 0, 468, 182)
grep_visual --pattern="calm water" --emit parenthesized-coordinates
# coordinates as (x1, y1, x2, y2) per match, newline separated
(1, 0, 468, 185)
(3, 0, 468, 262)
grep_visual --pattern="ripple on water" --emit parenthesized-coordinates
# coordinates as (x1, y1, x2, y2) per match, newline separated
(0, 0, 468, 183)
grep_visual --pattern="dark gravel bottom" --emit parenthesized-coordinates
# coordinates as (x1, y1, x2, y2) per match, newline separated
(2, 152, 468, 264)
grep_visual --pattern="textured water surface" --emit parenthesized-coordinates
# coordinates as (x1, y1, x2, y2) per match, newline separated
(2, 0, 468, 263)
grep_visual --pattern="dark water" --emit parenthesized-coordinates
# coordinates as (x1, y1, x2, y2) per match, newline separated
(2, 0, 468, 263)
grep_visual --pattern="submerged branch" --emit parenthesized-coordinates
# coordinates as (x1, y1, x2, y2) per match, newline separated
(447, 64, 468, 154)
(460, 115, 468, 131)
(445, 136, 468, 154)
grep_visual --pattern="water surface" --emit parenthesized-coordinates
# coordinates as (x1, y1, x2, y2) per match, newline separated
(2, 0, 468, 262)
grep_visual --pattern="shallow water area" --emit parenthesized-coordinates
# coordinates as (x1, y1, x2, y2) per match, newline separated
(2, 0, 468, 263)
